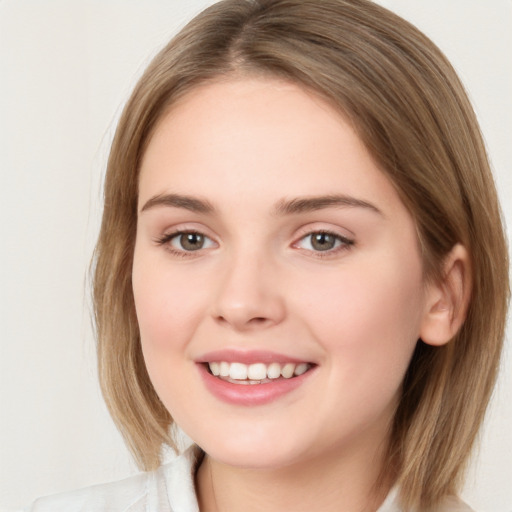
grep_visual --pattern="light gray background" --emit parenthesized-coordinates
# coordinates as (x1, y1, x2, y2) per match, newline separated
(0, 1, 510, 511)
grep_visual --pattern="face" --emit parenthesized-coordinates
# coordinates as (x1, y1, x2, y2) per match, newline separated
(133, 78, 430, 470)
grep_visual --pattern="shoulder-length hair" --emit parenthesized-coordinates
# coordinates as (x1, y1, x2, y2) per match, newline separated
(93, 0, 509, 509)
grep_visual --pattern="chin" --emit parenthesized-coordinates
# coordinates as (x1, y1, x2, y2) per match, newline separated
(196, 432, 312, 470)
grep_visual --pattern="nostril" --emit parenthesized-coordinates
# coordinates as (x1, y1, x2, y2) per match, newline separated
(245, 316, 273, 327)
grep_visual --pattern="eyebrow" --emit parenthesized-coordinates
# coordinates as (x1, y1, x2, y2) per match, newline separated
(140, 192, 383, 217)
(273, 194, 383, 217)
(140, 193, 215, 214)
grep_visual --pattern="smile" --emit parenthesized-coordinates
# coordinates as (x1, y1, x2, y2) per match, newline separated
(197, 351, 316, 405)
(207, 361, 312, 384)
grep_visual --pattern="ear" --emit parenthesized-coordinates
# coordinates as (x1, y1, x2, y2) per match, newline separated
(420, 244, 472, 346)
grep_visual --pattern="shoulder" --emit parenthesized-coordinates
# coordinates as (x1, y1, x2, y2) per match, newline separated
(378, 487, 475, 512)
(24, 470, 157, 512)
(22, 446, 201, 512)
(436, 495, 475, 512)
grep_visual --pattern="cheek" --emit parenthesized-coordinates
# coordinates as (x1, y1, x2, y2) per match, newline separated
(131, 256, 210, 412)
(298, 255, 425, 378)
(132, 255, 207, 356)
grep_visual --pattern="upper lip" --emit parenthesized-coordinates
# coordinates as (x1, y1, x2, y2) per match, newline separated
(195, 349, 313, 365)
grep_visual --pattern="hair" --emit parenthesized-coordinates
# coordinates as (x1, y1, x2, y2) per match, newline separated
(92, 0, 509, 509)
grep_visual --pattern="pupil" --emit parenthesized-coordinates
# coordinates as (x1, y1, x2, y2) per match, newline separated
(181, 233, 204, 251)
(311, 233, 335, 251)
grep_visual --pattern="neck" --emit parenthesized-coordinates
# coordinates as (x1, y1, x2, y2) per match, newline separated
(195, 434, 393, 512)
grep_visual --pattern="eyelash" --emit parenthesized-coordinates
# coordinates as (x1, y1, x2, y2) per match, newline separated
(154, 229, 354, 258)
(154, 230, 215, 258)
(293, 230, 354, 259)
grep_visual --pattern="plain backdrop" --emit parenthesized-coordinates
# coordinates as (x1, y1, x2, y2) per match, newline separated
(0, 1, 510, 511)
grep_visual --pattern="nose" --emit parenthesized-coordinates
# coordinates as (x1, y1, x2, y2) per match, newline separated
(211, 250, 286, 332)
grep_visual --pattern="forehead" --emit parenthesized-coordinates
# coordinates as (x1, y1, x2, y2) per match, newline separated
(138, 77, 404, 219)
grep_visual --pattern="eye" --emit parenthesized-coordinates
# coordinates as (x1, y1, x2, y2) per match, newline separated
(295, 231, 353, 253)
(157, 230, 216, 253)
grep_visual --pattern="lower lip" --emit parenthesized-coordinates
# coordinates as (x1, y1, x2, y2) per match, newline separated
(197, 364, 314, 406)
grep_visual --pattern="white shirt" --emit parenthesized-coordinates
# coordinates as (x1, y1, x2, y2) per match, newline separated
(23, 446, 474, 512)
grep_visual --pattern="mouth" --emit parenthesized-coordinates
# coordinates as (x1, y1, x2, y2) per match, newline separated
(205, 361, 314, 385)
(196, 350, 316, 405)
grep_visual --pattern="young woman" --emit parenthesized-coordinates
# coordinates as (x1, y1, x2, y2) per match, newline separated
(24, 0, 509, 511)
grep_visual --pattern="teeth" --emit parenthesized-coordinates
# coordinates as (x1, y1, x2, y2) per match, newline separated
(207, 361, 312, 381)
(294, 363, 309, 376)
(219, 361, 230, 377)
(247, 363, 267, 380)
(267, 362, 281, 379)
(281, 363, 295, 379)
(209, 362, 220, 376)
(230, 362, 248, 380)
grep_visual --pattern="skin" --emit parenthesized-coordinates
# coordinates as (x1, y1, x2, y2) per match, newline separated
(132, 77, 444, 512)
